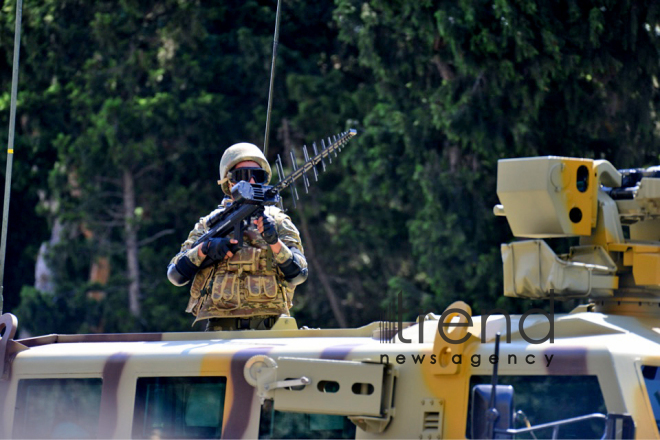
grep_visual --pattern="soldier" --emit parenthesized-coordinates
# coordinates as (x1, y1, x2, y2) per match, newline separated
(167, 143, 308, 330)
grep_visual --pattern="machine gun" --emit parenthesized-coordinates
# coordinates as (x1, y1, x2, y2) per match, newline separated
(192, 129, 357, 257)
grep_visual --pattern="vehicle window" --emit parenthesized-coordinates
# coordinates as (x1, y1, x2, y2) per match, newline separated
(13, 378, 102, 439)
(132, 376, 227, 439)
(258, 399, 356, 439)
(642, 365, 660, 435)
(466, 375, 606, 439)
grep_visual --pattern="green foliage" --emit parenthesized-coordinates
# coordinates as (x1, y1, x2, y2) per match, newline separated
(1, 0, 660, 334)
(331, 0, 660, 318)
(15, 284, 138, 334)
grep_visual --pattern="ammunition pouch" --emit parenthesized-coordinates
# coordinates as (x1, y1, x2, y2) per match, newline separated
(211, 272, 241, 309)
(190, 246, 281, 313)
(226, 246, 265, 272)
(278, 248, 308, 286)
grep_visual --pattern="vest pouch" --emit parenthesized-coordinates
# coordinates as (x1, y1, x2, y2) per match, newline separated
(185, 296, 200, 314)
(210, 272, 241, 310)
(190, 266, 214, 299)
(245, 275, 279, 302)
(227, 247, 261, 272)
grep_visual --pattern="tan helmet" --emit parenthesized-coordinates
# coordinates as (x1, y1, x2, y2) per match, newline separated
(218, 142, 272, 195)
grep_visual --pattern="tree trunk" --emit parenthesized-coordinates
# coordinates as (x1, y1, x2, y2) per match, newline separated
(88, 256, 110, 302)
(297, 215, 348, 328)
(35, 219, 63, 294)
(123, 168, 141, 318)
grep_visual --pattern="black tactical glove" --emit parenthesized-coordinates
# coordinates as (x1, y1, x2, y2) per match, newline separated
(261, 214, 279, 245)
(202, 237, 239, 261)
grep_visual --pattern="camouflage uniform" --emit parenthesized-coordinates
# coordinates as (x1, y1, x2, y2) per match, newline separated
(169, 199, 306, 326)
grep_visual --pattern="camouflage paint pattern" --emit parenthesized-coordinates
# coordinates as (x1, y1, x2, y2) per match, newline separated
(170, 201, 306, 322)
(1, 304, 659, 439)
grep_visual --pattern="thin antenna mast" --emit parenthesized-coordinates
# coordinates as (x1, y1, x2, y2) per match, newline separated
(0, 0, 24, 315)
(263, 0, 282, 157)
(486, 332, 502, 438)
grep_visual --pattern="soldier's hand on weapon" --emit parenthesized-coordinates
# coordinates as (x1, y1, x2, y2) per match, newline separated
(200, 237, 239, 261)
(255, 215, 279, 245)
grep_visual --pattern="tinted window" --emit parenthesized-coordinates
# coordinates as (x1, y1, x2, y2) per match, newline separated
(467, 375, 606, 439)
(258, 399, 356, 439)
(642, 365, 660, 435)
(132, 376, 227, 439)
(13, 378, 102, 439)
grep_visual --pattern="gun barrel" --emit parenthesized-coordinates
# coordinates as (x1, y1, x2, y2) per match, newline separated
(605, 187, 636, 200)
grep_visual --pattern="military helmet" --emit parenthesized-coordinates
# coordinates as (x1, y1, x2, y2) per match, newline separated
(218, 143, 272, 195)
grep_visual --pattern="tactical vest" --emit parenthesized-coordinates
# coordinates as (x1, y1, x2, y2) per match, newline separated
(186, 230, 291, 321)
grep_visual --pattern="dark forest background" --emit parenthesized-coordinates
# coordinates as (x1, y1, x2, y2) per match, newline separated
(0, 0, 659, 334)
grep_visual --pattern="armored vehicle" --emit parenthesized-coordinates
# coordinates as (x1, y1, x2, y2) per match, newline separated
(0, 155, 659, 439)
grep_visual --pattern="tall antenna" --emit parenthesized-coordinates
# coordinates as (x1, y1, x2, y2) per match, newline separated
(0, 0, 24, 315)
(263, 0, 282, 157)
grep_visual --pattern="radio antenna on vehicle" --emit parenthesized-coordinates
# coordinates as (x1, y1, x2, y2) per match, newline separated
(486, 332, 502, 439)
(0, 0, 24, 314)
(263, 0, 282, 157)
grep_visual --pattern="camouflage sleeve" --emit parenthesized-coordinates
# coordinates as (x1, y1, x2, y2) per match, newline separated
(169, 213, 214, 267)
(269, 207, 306, 267)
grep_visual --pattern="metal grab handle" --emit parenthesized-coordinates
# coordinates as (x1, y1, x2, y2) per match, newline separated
(495, 412, 607, 437)
(263, 376, 311, 391)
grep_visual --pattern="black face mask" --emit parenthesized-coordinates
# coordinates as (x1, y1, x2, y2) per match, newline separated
(229, 167, 268, 184)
